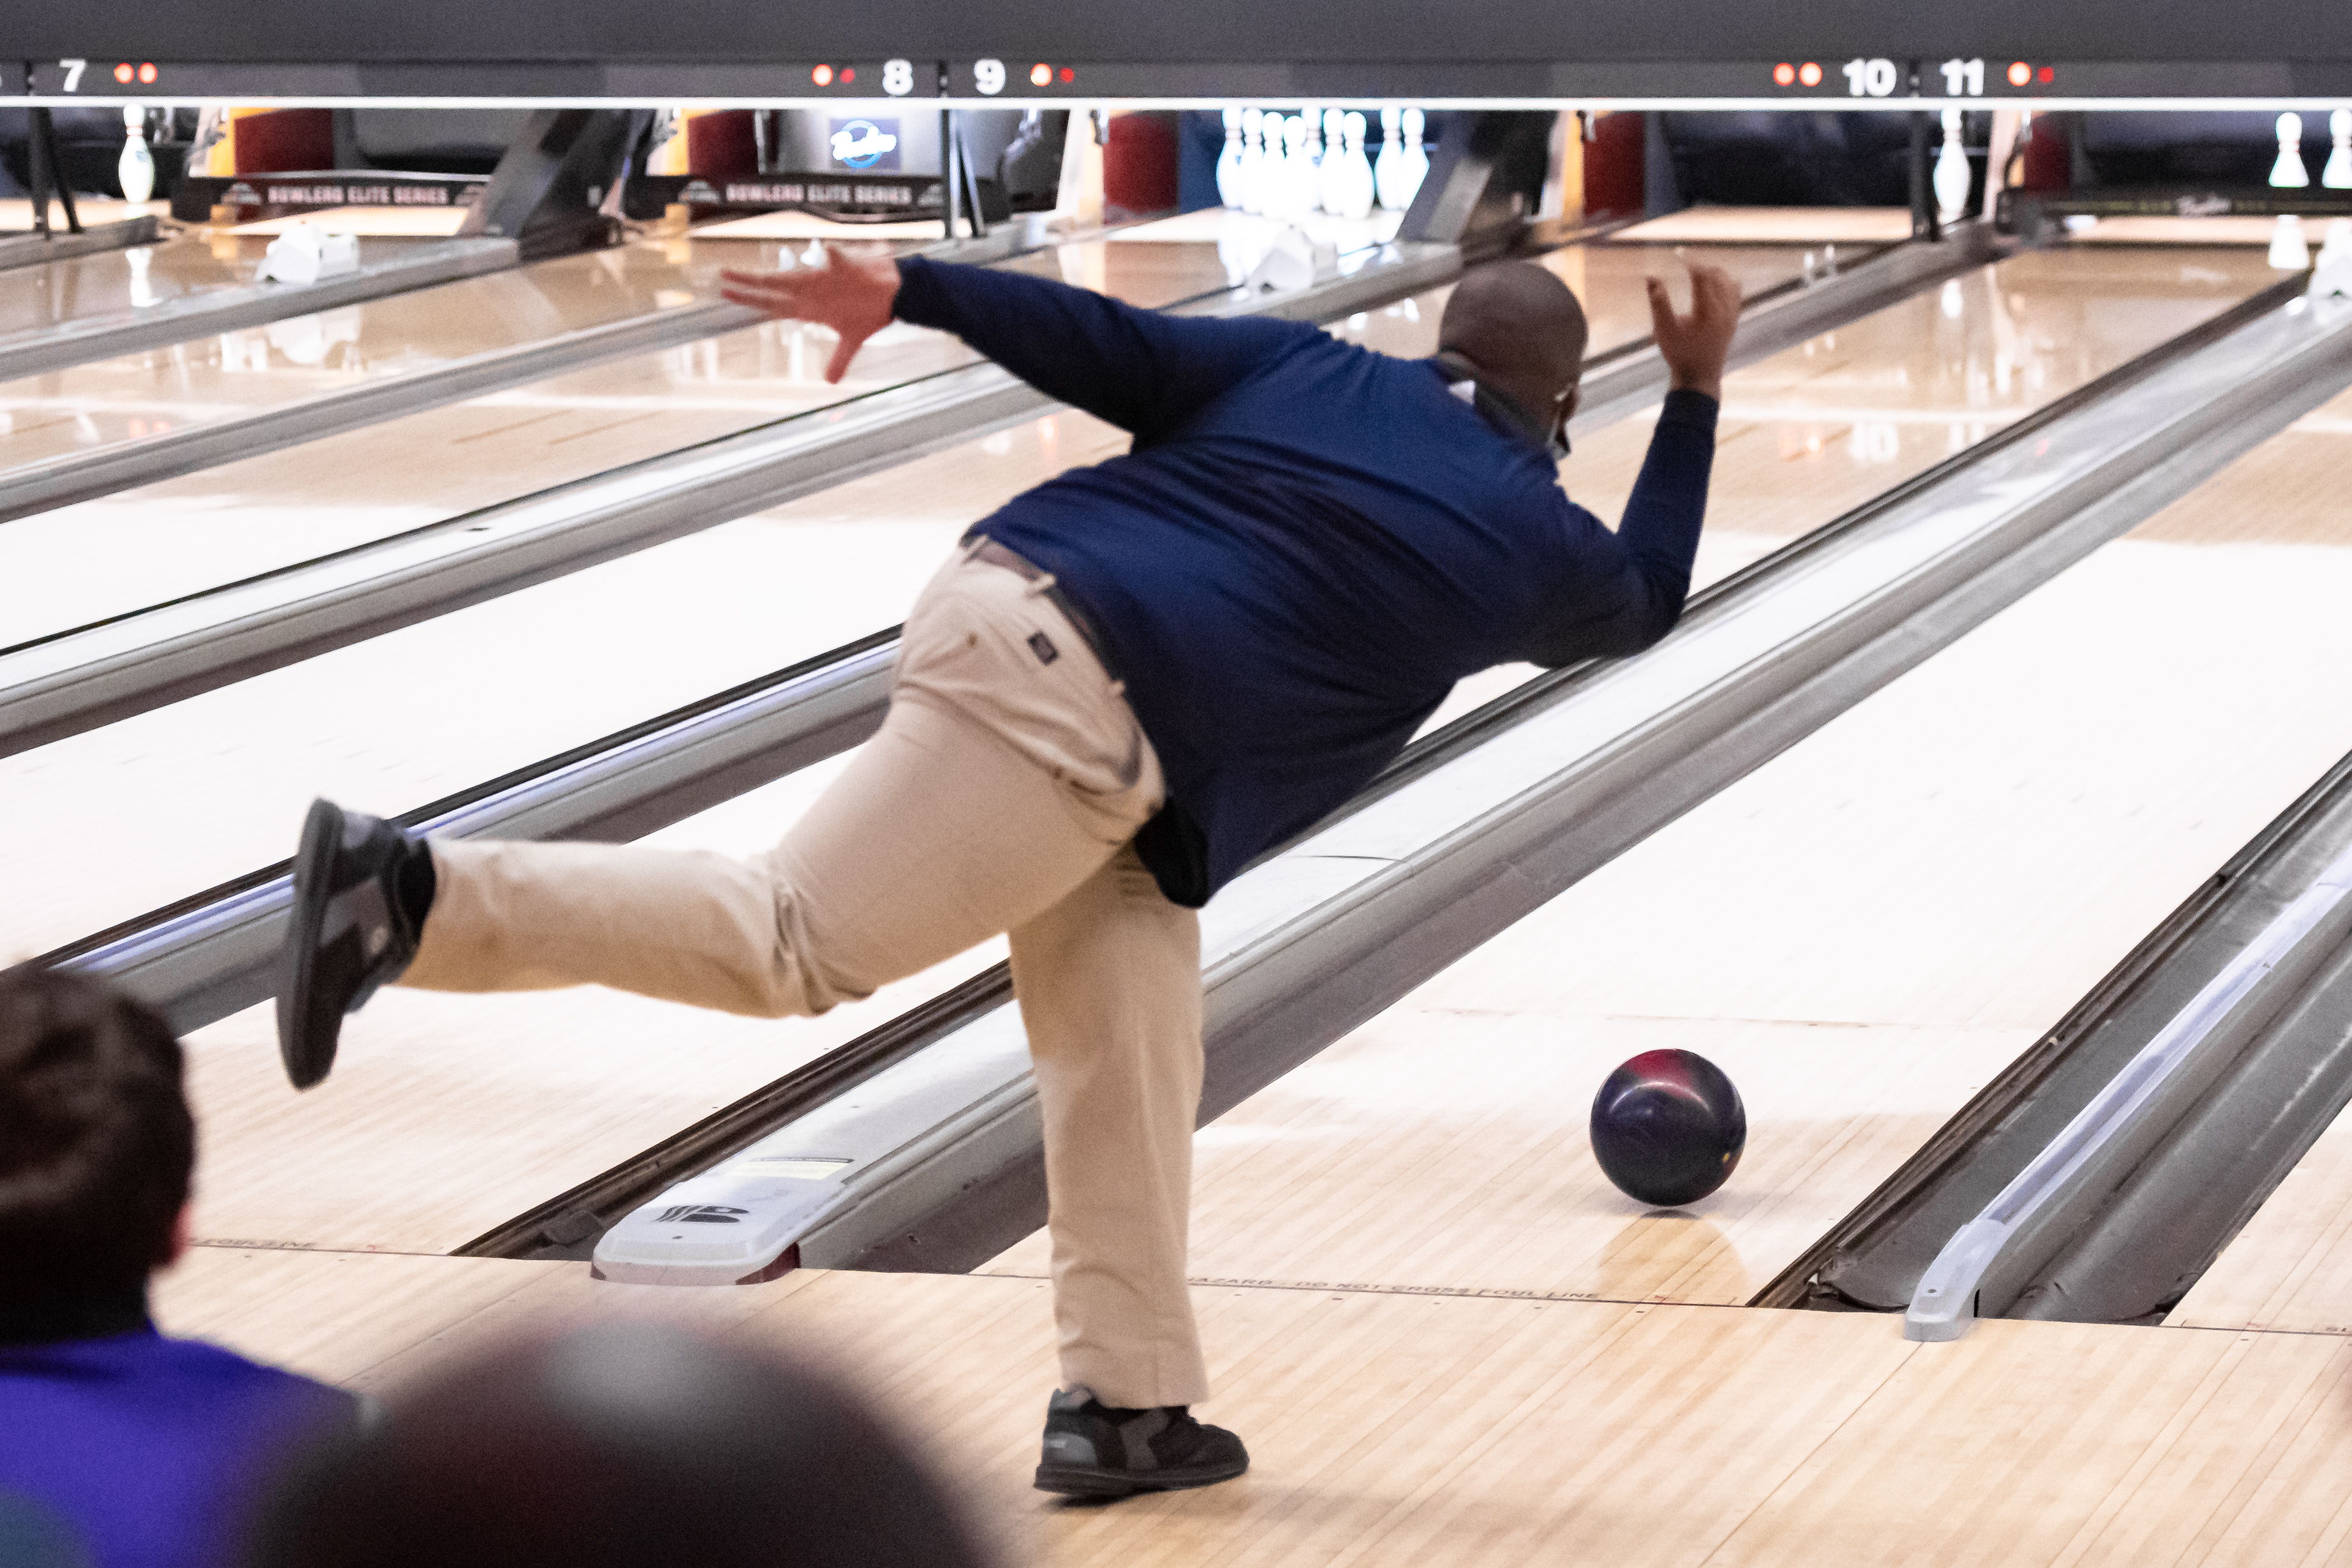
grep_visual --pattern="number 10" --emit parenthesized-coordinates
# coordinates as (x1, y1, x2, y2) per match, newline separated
(1842, 57, 1898, 97)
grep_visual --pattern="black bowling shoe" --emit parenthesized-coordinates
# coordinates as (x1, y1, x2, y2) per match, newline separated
(277, 799, 428, 1090)
(1033, 1388, 1249, 1497)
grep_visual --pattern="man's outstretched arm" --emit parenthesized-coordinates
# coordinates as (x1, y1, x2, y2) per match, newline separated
(721, 247, 1309, 439)
(1526, 263, 1738, 662)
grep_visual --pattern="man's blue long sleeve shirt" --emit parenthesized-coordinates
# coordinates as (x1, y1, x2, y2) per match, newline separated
(892, 256, 1718, 905)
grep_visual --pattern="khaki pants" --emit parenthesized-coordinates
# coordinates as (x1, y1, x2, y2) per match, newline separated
(402, 546, 1210, 1408)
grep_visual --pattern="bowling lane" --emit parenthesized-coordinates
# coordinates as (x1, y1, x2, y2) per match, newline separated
(1, 223, 1445, 649)
(85, 245, 2272, 1259)
(969, 376, 2352, 1310)
(0, 233, 825, 477)
(1, 233, 1835, 962)
(1328, 237, 1831, 367)
(1417, 244, 2283, 732)
(0, 228, 441, 341)
(67, 238, 1841, 1254)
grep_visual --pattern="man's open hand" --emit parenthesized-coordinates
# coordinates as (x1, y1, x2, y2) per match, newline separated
(1645, 260, 1741, 402)
(719, 244, 902, 383)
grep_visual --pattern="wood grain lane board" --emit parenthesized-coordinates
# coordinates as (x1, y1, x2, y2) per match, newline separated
(0, 236, 517, 382)
(8, 235, 1834, 971)
(155, 1250, 2352, 1568)
(1754, 384, 2352, 1317)
(564, 261, 2341, 1286)
(37, 250, 2281, 1263)
(0, 240, 1467, 762)
(96, 247, 2276, 1279)
(404, 248, 2240, 1263)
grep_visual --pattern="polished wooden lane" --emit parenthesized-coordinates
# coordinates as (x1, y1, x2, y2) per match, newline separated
(974, 298, 2352, 1310)
(3, 249, 2281, 1261)
(0, 235, 833, 481)
(0, 234, 1292, 650)
(154, 1250, 2352, 1568)
(1428, 243, 2280, 726)
(0, 234, 1830, 956)
(1332, 239, 1823, 369)
(1615, 205, 1915, 244)
(0, 228, 443, 342)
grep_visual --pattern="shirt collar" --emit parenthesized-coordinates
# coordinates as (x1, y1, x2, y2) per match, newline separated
(1430, 352, 1555, 453)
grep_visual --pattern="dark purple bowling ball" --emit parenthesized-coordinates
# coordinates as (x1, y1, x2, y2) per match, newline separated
(1590, 1048, 1746, 1207)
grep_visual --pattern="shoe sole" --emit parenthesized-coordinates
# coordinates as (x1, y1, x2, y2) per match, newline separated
(277, 798, 346, 1091)
(1033, 1457, 1249, 1497)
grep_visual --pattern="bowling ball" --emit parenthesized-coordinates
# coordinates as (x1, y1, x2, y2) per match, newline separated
(1590, 1048, 1746, 1207)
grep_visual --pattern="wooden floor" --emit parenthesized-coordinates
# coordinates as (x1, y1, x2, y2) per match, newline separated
(0, 228, 434, 341)
(154, 1249, 2352, 1567)
(0, 234, 823, 485)
(977, 311, 2352, 1310)
(1615, 206, 1916, 244)
(0, 247, 2285, 1270)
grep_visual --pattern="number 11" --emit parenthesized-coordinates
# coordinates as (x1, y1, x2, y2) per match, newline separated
(1939, 57, 1985, 96)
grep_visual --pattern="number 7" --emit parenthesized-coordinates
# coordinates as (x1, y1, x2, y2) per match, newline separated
(59, 58, 87, 91)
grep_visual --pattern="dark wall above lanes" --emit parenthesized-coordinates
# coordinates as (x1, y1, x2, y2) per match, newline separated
(4, 0, 2349, 101)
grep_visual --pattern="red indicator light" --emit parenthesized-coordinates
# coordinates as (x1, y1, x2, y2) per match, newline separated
(1059, 66, 1074, 82)
(811, 63, 834, 85)
(1797, 61, 1822, 87)
(1773, 62, 1795, 86)
(137, 62, 157, 84)
(2037, 65, 2054, 83)
(841, 66, 855, 82)
(2006, 61, 2031, 87)
(1031, 62, 1052, 86)
(112, 62, 133, 84)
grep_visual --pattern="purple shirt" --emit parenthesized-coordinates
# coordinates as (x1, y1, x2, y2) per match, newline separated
(0, 1323, 356, 1568)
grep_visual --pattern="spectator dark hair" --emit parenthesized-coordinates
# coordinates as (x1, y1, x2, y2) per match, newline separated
(0, 966, 193, 1303)
(271, 1323, 992, 1568)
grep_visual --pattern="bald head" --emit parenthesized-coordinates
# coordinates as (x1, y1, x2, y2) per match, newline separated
(1437, 261, 1589, 422)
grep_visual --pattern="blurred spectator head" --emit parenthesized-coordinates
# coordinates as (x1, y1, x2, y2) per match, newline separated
(0, 966, 193, 1304)
(272, 1322, 990, 1568)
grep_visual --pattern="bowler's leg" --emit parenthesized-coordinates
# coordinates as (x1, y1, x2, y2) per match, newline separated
(1013, 844, 1205, 1407)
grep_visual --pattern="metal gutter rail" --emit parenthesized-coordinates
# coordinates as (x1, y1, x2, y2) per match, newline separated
(577, 281, 2352, 1286)
(0, 216, 164, 273)
(0, 237, 517, 383)
(1905, 842, 2352, 1342)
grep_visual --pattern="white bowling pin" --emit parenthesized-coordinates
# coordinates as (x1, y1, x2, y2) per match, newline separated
(1238, 108, 1267, 214)
(1374, 106, 1405, 210)
(1399, 108, 1430, 209)
(2325, 108, 2352, 190)
(2268, 212, 2311, 269)
(118, 105, 154, 205)
(1934, 108, 1970, 225)
(1339, 111, 1377, 219)
(1216, 107, 1244, 208)
(2271, 112, 2310, 189)
(1259, 112, 1288, 217)
(1283, 116, 1313, 220)
(1318, 109, 1349, 215)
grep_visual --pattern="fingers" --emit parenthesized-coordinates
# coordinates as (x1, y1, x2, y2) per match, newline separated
(1645, 274, 1678, 339)
(823, 329, 864, 384)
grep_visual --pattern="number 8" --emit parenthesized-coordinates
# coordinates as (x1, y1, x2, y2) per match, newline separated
(883, 58, 914, 96)
(974, 58, 1006, 96)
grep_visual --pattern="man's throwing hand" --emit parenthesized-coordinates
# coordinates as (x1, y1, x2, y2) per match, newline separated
(1644, 260, 1741, 403)
(719, 244, 902, 383)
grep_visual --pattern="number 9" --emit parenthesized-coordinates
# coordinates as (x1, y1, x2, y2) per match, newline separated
(883, 58, 913, 96)
(974, 58, 1006, 96)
